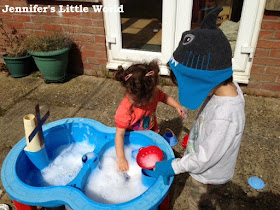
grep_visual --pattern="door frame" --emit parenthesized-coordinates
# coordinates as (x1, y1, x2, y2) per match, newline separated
(232, 0, 266, 83)
(103, 0, 266, 84)
(103, 0, 191, 75)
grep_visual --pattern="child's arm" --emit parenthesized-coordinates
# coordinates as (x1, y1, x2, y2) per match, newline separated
(115, 127, 129, 171)
(163, 94, 187, 118)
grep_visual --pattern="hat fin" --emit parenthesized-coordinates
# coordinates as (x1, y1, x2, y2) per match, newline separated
(201, 7, 223, 29)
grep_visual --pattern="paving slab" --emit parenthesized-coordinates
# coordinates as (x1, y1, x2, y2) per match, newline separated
(75, 79, 124, 127)
(82, 79, 124, 111)
(0, 73, 43, 110)
(75, 109, 116, 128)
(26, 75, 106, 108)
(0, 100, 80, 146)
(234, 95, 280, 195)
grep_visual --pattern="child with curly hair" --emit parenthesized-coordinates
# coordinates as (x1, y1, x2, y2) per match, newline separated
(114, 60, 186, 171)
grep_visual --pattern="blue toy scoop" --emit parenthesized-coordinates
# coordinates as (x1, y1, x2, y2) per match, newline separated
(142, 169, 170, 185)
(67, 152, 99, 190)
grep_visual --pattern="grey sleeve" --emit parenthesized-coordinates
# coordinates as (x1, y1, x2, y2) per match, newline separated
(172, 119, 237, 174)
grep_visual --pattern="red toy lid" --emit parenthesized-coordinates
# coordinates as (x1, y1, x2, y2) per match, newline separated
(181, 134, 189, 148)
(136, 146, 163, 169)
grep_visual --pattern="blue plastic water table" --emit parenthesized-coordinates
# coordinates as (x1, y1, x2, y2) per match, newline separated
(1, 118, 174, 210)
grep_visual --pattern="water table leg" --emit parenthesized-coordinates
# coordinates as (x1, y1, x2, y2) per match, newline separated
(159, 193, 169, 210)
(13, 200, 37, 210)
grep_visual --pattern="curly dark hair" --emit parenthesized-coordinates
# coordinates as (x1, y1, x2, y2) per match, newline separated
(115, 60, 160, 106)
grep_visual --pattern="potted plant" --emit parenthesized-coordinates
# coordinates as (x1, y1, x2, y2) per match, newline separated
(0, 19, 32, 78)
(26, 33, 73, 83)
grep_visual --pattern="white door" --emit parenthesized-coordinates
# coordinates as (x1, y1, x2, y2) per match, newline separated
(230, 0, 266, 83)
(103, 0, 266, 83)
(103, 0, 190, 75)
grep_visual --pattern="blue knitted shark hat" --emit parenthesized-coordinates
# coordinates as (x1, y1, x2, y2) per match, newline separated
(169, 7, 233, 110)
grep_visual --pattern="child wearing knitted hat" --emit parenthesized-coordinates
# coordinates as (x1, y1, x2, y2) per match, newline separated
(150, 8, 245, 209)
(114, 60, 186, 171)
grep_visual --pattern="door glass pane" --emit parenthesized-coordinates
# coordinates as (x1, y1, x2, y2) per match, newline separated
(191, 0, 244, 57)
(120, 0, 162, 52)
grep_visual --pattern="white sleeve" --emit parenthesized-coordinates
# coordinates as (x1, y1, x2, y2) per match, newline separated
(172, 119, 237, 174)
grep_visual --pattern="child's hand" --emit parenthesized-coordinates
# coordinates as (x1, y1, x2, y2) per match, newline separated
(118, 157, 129, 171)
(176, 106, 188, 119)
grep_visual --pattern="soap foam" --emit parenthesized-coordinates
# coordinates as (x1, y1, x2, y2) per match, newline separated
(84, 146, 148, 204)
(41, 141, 148, 204)
(41, 140, 95, 186)
(141, 153, 160, 169)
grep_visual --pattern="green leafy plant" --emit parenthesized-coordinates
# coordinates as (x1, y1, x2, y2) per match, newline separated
(101, 69, 113, 79)
(0, 19, 28, 57)
(26, 33, 73, 52)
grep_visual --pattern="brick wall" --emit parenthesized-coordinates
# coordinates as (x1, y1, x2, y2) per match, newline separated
(243, 10, 280, 97)
(0, 0, 107, 76)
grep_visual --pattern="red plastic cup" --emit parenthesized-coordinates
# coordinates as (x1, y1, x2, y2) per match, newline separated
(181, 134, 189, 148)
(136, 146, 163, 169)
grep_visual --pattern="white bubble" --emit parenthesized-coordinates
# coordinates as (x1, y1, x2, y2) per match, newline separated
(41, 141, 148, 204)
(41, 140, 95, 186)
(84, 145, 148, 204)
(140, 154, 160, 169)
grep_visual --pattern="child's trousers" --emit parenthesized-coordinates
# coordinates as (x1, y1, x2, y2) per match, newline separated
(189, 176, 229, 210)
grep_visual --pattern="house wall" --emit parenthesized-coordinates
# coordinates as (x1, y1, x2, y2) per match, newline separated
(0, 0, 107, 76)
(0, 1, 279, 97)
(242, 10, 280, 97)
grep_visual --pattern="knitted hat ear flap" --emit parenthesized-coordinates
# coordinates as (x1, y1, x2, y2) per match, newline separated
(201, 7, 223, 29)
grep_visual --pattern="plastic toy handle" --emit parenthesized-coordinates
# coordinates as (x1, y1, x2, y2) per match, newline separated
(68, 153, 99, 190)
(142, 170, 170, 185)
(163, 176, 169, 185)
(142, 169, 156, 178)
(165, 128, 175, 137)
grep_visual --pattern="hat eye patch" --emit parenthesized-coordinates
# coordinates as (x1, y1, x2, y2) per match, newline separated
(183, 34, 195, 45)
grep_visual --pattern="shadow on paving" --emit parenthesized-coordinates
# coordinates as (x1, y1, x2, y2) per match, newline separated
(158, 117, 188, 137)
(169, 175, 280, 210)
(203, 182, 280, 210)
